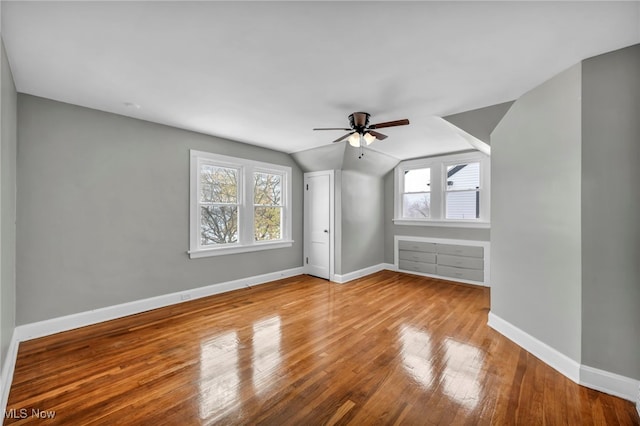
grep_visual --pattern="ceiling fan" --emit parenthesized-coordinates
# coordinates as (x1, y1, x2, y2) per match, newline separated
(313, 112, 410, 148)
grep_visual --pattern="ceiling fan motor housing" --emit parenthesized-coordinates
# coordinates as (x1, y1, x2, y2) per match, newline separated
(349, 112, 370, 132)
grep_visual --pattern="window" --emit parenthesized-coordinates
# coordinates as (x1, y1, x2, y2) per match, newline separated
(402, 167, 431, 219)
(445, 162, 480, 220)
(394, 152, 489, 227)
(190, 150, 293, 258)
(253, 171, 283, 241)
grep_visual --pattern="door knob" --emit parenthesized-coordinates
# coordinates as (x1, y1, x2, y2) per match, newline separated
(324, 229, 329, 233)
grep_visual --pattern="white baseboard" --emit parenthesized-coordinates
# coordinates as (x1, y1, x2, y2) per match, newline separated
(489, 311, 640, 404)
(488, 312, 581, 383)
(0, 329, 19, 414)
(580, 365, 640, 403)
(332, 263, 394, 284)
(16, 266, 304, 342)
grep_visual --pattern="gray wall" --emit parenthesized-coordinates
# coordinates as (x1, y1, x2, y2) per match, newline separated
(581, 44, 640, 379)
(293, 143, 395, 276)
(340, 170, 384, 275)
(1, 40, 17, 368)
(491, 64, 583, 362)
(382, 170, 490, 264)
(443, 101, 514, 145)
(16, 95, 303, 324)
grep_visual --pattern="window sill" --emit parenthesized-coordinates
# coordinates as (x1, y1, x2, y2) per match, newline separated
(189, 240, 294, 259)
(392, 219, 490, 229)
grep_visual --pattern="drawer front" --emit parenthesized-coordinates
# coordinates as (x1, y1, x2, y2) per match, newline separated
(437, 254, 483, 270)
(399, 260, 437, 275)
(436, 265, 484, 282)
(436, 244, 483, 258)
(399, 250, 436, 264)
(398, 241, 436, 253)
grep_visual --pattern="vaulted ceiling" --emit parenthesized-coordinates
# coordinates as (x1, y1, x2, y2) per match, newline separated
(2, 1, 639, 159)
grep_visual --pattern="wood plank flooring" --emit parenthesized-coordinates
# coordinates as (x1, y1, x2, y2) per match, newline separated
(5, 271, 639, 425)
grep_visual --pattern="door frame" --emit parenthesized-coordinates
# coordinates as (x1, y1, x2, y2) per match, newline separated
(303, 170, 335, 281)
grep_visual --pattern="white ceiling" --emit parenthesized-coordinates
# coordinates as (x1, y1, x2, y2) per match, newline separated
(2, 1, 639, 159)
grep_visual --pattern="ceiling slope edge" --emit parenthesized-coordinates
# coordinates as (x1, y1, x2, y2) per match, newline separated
(443, 101, 515, 150)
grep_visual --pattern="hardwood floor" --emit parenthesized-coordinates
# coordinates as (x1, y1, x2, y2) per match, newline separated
(5, 271, 639, 425)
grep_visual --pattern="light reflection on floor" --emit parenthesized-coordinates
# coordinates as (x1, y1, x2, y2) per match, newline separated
(443, 338, 483, 410)
(199, 315, 283, 421)
(252, 316, 282, 395)
(400, 325, 434, 389)
(400, 325, 484, 411)
(199, 330, 240, 421)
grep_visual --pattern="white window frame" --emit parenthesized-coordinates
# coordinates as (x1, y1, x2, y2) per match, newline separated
(393, 152, 490, 228)
(189, 150, 293, 258)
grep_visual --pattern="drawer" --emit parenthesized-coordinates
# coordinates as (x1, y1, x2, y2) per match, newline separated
(436, 244, 483, 258)
(399, 250, 436, 264)
(436, 265, 484, 282)
(398, 240, 436, 253)
(437, 254, 483, 270)
(399, 260, 437, 275)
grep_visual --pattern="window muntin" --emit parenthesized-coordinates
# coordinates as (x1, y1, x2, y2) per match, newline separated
(190, 151, 292, 258)
(445, 162, 480, 220)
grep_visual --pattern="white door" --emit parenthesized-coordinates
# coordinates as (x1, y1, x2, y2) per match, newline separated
(304, 172, 332, 279)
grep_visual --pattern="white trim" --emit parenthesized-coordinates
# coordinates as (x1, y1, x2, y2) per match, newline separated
(303, 170, 335, 280)
(580, 365, 640, 403)
(392, 219, 490, 229)
(488, 312, 581, 383)
(188, 240, 293, 258)
(15, 267, 304, 342)
(397, 269, 489, 287)
(332, 263, 392, 284)
(489, 312, 640, 404)
(394, 235, 490, 286)
(0, 329, 19, 415)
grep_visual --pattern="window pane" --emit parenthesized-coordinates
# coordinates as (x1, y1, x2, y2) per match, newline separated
(404, 168, 431, 193)
(446, 191, 479, 219)
(254, 206, 282, 241)
(200, 206, 238, 245)
(402, 193, 431, 218)
(254, 172, 282, 206)
(200, 165, 238, 203)
(446, 163, 479, 191)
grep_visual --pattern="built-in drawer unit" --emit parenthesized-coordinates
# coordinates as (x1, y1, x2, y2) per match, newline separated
(436, 244, 483, 258)
(395, 237, 490, 286)
(398, 250, 436, 264)
(436, 265, 484, 282)
(436, 254, 483, 270)
(398, 240, 436, 253)
(399, 260, 437, 275)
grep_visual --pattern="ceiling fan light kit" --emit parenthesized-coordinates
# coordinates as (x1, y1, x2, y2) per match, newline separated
(314, 112, 410, 158)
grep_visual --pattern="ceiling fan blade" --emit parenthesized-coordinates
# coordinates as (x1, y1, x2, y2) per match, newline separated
(313, 127, 351, 131)
(367, 130, 388, 140)
(332, 132, 354, 143)
(369, 118, 410, 129)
